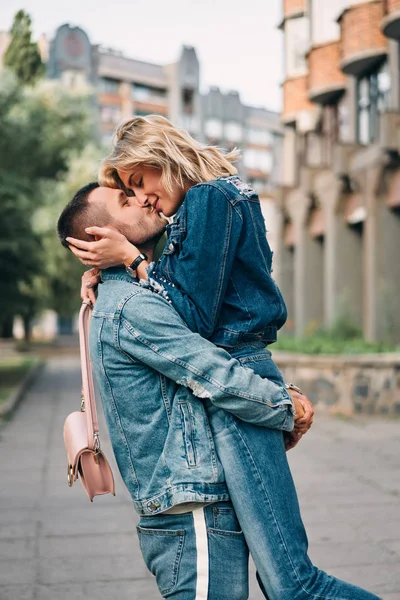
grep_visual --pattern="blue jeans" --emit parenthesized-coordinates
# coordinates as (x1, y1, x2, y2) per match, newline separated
(137, 501, 249, 599)
(205, 348, 381, 600)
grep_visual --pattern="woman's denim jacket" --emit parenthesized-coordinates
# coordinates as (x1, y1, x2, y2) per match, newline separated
(90, 269, 294, 515)
(145, 176, 287, 348)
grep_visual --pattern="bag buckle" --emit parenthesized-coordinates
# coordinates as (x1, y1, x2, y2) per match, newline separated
(67, 464, 74, 487)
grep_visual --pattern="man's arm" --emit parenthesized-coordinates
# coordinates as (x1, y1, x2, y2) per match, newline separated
(116, 290, 295, 432)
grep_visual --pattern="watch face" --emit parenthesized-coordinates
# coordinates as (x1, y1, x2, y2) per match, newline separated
(125, 266, 137, 278)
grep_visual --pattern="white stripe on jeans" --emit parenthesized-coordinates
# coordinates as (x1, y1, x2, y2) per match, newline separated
(193, 507, 209, 600)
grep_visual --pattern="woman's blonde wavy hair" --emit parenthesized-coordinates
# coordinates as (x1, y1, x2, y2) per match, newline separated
(99, 114, 240, 196)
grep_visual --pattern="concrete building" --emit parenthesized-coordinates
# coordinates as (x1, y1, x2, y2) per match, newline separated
(277, 0, 400, 342)
(40, 23, 283, 206)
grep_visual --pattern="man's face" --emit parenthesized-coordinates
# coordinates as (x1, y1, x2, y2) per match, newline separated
(88, 186, 167, 246)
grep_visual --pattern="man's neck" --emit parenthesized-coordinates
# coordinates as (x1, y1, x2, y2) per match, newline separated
(137, 243, 155, 262)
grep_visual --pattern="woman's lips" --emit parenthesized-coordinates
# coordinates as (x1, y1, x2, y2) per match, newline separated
(154, 199, 161, 213)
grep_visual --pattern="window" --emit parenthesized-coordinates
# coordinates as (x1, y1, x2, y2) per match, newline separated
(182, 88, 194, 114)
(205, 118, 223, 140)
(285, 16, 309, 77)
(224, 121, 243, 143)
(243, 148, 273, 173)
(246, 128, 274, 146)
(100, 105, 121, 124)
(357, 61, 391, 145)
(132, 83, 167, 105)
(99, 77, 120, 94)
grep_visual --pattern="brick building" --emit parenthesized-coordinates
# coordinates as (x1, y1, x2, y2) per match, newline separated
(276, 0, 400, 342)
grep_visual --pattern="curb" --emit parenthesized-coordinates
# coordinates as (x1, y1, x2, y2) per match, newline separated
(0, 360, 45, 420)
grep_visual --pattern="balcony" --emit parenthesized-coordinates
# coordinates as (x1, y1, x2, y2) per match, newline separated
(308, 41, 346, 104)
(381, 0, 400, 39)
(282, 75, 314, 124)
(338, 2, 387, 76)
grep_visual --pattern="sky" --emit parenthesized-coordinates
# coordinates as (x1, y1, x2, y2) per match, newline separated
(1, 0, 284, 111)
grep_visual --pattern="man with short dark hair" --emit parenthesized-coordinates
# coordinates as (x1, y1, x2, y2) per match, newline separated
(58, 182, 301, 599)
(58, 185, 378, 600)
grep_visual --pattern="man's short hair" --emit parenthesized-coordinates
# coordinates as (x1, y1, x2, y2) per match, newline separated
(57, 182, 101, 248)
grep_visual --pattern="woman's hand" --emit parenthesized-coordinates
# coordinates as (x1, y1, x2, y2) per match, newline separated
(284, 431, 303, 452)
(81, 268, 101, 305)
(66, 226, 141, 270)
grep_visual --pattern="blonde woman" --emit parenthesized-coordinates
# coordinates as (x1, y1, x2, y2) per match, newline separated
(67, 116, 380, 600)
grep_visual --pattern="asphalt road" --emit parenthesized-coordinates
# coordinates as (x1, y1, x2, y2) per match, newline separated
(0, 357, 399, 599)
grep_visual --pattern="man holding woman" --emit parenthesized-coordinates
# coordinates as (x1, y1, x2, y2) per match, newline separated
(61, 115, 381, 600)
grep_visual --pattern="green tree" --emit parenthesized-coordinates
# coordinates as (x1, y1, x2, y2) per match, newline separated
(35, 144, 106, 320)
(3, 10, 44, 85)
(0, 71, 95, 339)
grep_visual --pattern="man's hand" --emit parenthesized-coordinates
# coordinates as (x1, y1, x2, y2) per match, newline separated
(80, 268, 101, 305)
(66, 226, 140, 270)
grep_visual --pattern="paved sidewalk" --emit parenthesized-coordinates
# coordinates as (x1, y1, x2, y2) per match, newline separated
(0, 357, 399, 600)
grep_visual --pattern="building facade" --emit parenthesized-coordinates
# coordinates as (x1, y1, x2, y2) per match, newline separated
(39, 23, 283, 209)
(277, 0, 400, 342)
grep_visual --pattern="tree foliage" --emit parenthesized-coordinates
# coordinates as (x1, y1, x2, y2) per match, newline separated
(0, 69, 95, 338)
(35, 145, 105, 318)
(3, 10, 44, 85)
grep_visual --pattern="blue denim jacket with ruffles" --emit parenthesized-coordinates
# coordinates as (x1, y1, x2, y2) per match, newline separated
(144, 176, 287, 349)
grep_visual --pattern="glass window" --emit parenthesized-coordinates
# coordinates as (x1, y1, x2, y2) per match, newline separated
(100, 105, 121, 124)
(243, 148, 272, 173)
(357, 61, 391, 145)
(224, 121, 243, 143)
(99, 77, 120, 94)
(246, 128, 274, 145)
(205, 118, 223, 139)
(132, 83, 167, 105)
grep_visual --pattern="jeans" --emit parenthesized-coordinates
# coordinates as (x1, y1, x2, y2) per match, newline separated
(137, 501, 249, 599)
(205, 349, 381, 600)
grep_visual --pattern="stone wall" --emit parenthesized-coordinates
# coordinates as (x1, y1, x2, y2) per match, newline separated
(273, 352, 400, 415)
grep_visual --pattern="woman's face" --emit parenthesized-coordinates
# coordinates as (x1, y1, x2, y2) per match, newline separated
(117, 167, 186, 218)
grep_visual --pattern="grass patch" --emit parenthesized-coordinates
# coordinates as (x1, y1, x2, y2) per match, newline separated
(273, 334, 399, 355)
(0, 357, 36, 405)
(274, 317, 400, 355)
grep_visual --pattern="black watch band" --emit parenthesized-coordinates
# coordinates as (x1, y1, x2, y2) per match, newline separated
(126, 253, 148, 277)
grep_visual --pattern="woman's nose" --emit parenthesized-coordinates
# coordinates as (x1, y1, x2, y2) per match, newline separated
(134, 190, 149, 207)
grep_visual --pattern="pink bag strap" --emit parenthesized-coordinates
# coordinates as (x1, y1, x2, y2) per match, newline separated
(79, 302, 100, 451)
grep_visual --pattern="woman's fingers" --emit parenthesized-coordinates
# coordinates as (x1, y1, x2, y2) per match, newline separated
(69, 246, 95, 261)
(84, 226, 111, 237)
(80, 268, 100, 304)
(66, 237, 94, 250)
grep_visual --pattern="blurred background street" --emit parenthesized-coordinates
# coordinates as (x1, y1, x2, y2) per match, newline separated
(1, 355, 399, 599)
(1, 0, 400, 597)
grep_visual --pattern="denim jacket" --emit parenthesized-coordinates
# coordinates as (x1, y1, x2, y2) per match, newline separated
(145, 176, 287, 348)
(90, 268, 294, 515)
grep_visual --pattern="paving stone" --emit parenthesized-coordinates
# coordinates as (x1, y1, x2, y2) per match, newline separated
(33, 579, 158, 600)
(0, 584, 33, 600)
(38, 554, 149, 585)
(0, 559, 37, 585)
(0, 538, 35, 561)
(38, 532, 137, 559)
(0, 356, 398, 599)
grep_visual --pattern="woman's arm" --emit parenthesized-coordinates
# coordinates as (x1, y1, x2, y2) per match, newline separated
(149, 184, 242, 337)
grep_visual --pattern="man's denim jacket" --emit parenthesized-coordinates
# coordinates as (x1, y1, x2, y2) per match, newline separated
(90, 268, 294, 516)
(145, 176, 287, 348)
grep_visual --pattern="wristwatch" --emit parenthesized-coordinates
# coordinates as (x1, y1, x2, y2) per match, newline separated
(126, 253, 148, 277)
(285, 383, 303, 395)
